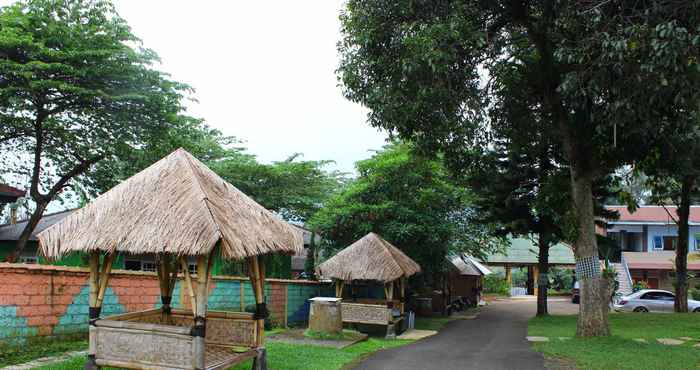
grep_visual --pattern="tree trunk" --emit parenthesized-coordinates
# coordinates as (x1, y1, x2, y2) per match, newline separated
(8, 201, 48, 262)
(537, 236, 550, 316)
(674, 176, 693, 313)
(571, 170, 611, 337)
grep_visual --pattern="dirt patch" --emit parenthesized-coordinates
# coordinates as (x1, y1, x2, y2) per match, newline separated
(267, 329, 368, 349)
(544, 356, 578, 370)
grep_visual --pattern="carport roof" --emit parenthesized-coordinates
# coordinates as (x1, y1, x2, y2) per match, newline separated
(482, 236, 575, 266)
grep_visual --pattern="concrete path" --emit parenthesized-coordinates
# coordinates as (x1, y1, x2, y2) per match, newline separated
(354, 299, 549, 370)
(0, 350, 86, 370)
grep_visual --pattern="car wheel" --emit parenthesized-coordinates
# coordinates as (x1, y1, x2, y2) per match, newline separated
(693, 308, 700, 313)
(633, 307, 648, 313)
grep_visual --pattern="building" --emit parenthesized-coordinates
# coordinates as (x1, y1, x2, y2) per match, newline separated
(603, 205, 700, 253)
(481, 236, 576, 296)
(290, 225, 322, 278)
(0, 183, 25, 223)
(447, 255, 492, 306)
(602, 205, 700, 293)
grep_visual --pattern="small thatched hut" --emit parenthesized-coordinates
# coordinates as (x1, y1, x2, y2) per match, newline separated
(316, 232, 420, 337)
(39, 148, 302, 370)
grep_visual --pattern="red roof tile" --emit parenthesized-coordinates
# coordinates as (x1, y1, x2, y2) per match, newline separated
(605, 205, 700, 224)
(0, 184, 25, 198)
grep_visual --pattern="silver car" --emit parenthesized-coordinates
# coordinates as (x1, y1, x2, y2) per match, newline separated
(614, 289, 700, 313)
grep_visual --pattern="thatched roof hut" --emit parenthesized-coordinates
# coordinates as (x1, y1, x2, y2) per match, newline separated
(38, 148, 303, 260)
(317, 232, 420, 283)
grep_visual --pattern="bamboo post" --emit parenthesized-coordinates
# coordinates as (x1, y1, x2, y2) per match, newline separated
(86, 251, 100, 370)
(399, 277, 406, 314)
(334, 280, 344, 298)
(180, 257, 197, 311)
(193, 254, 211, 370)
(95, 252, 115, 309)
(385, 281, 394, 308)
(240, 280, 245, 311)
(250, 255, 268, 370)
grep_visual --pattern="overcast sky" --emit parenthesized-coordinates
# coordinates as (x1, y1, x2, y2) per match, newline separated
(112, 0, 387, 173)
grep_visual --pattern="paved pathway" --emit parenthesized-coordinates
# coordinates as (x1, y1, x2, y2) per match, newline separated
(354, 299, 550, 370)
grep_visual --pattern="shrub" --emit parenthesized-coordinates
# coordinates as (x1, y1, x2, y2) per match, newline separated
(632, 280, 649, 292)
(484, 274, 510, 296)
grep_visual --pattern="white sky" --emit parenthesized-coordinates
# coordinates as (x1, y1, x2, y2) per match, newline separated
(113, 0, 387, 173)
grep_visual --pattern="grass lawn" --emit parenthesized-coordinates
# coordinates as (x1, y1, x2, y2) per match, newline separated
(529, 313, 700, 370)
(0, 334, 87, 368)
(34, 338, 413, 370)
(28, 316, 459, 370)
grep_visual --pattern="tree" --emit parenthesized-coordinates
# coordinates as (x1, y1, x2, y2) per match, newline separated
(310, 142, 501, 290)
(0, 0, 188, 260)
(338, 0, 700, 336)
(212, 154, 345, 224)
(640, 115, 700, 312)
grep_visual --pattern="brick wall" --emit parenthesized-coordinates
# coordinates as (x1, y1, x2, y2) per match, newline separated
(0, 263, 328, 342)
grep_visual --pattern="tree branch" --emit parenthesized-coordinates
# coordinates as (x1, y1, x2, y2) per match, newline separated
(47, 154, 105, 199)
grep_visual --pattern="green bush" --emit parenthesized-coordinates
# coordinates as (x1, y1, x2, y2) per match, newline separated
(484, 274, 510, 295)
(632, 280, 649, 292)
(690, 289, 700, 301)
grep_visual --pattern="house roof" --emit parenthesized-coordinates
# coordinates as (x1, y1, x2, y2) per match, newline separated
(0, 184, 25, 203)
(38, 148, 303, 260)
(316, 233, 421, 282)
(482, 236, 575, 265)
(605, 205, 700, 225)
(623, 251, 700, 270)
(0, 210, 74, 241)
(450, 255, 492, 276)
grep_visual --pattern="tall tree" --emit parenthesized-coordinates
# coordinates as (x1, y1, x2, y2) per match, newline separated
(338, 0, 699, 336)
(310, 142, 501, 289)
(0, 0, 188, 260)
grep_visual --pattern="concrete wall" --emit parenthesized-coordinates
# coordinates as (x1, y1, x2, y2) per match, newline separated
(0, 263, 330, 342)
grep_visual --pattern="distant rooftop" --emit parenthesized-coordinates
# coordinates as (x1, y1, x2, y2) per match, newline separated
(482, 236, 575, 266)
(623, 251, 700, 270)
(0, 184, 25, 203)
(0, 210, 74, 241)
(605, 205, 700, 225)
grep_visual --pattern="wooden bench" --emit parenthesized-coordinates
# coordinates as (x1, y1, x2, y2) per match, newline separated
(92, 308, 260, 370)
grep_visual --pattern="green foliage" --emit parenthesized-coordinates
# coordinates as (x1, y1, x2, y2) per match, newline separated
(483, 274, 510, 296)
(632, 280, 650, 292)
(310, 142, 502, 288)
(0, 0, 189, 256)
(211, 154, 345, 223)
(548, 267, 574, 292)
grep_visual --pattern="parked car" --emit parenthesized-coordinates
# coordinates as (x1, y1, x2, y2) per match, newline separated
(613, 289, 700, 313)
(571, 281, 580, 304)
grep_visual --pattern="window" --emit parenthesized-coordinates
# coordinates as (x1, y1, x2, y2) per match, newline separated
(653, 236, 663, 250)
(19, 256, 38, 264)
(663, 236, 677, 251)
(141, 261, 156, 272)
(124, 259, 142, 271)
(641, 291, 674, 300)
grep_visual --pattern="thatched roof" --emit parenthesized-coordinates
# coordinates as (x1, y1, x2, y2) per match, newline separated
(316, 233, 420, 282)
(38, 148, 303, 260)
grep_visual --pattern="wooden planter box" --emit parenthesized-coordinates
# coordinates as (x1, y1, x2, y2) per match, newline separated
(92, 308, 258, 370)
(340, 302, 403, 339)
